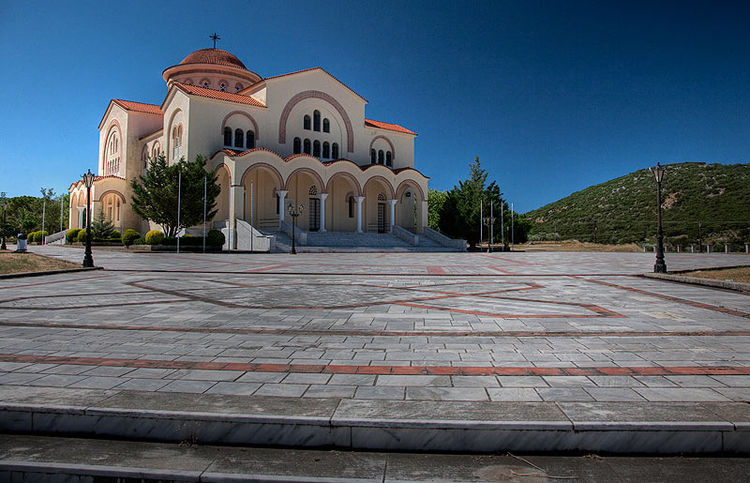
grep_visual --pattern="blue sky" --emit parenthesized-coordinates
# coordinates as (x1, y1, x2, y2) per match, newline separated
(0, 0, 748, 212)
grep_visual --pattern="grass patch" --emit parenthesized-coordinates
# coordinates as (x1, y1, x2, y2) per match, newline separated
(0, 251, 80, 275)
(682, 267, 750, 284)
(518, 240, 642, 252)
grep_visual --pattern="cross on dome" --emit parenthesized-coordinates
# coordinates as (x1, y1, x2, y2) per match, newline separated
(210, 32, 221, 49)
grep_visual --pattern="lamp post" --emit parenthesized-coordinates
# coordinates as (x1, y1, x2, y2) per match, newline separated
(0, 192, 7, 251)
(287, 202, 304, 254)
(483, 203, 495, 253)
(82, 170, 95, 267)
(649, 162, 667, 273)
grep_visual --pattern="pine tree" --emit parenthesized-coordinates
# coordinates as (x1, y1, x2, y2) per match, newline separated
(91, 208, 116, 239)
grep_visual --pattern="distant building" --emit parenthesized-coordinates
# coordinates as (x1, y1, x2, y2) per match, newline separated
(68, 47, 429, 247)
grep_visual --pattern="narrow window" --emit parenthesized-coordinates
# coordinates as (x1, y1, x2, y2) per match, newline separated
(246, 130, 255, 149)
(322, 142, 330, 158)
(370, 149, 376, 164)
(303, 139, 311, 154)
(386, 151, 392, 167)
(378, 150, 384, 165)
(323, 118, 330, 133)
(202, 80, 210, 88)
(313, 140, 321, 157)
(223, 127, 232, 146)
(332, 143, 339, 159)
(275, 193, 280, 214)
(219, 82, 227, 92)
(293, 137, 301, 154)
(348, 196, 354, 218)
(235, 82, 243, 91)
(234, 129, 244, 148)
(303, 115, 311, 130)
(313, 110, 321, 131)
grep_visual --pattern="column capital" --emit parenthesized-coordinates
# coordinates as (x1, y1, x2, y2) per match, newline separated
(277, 190, 289, 196)
(356, 196, 365, 203)
(389, 198, 397, 205)
(319, 192, 329, 200)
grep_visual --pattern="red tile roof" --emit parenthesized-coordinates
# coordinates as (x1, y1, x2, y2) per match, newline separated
(179, 48, 247, 70)
(365, 119, 416, 136)
(174, 83, 266, 107)
(112, 99, 163, 116)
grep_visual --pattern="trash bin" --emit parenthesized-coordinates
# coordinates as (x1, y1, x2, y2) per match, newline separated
(15, 233, 27, 253)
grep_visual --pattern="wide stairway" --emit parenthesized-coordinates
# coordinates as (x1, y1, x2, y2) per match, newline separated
(266, 230, 446, 252)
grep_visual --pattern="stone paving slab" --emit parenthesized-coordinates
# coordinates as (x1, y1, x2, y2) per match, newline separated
(1, 249, 749, 453)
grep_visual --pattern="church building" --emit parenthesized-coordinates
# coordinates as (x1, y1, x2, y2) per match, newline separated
(68, 44, 433, 249)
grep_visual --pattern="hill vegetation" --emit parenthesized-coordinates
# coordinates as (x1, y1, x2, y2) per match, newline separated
(525, 162, 750, 248)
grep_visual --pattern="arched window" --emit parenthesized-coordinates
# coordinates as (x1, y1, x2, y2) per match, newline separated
(172, 125, 183, 160)
(219, 82, 227, 92)
(142, 146, 149, 170)
(332, 143, 339, 159)
(313, 140, 321, 157)
(322, 142, 330, 158)
(309, 185, 318, 196)
(234, 129, 244, 148)
(293, 137, 301, 154)
(323, 118, 330, 133)
(303, 139, 311, 154)
(378, 150, 384, 165)
(313, 110, 321, 131)
(386, 151, 392, 167)
(202, 79, 210, 88)
(348, 196, 354, 218)
(370, 149, 376, 164)
(223, 127, 232, 146)
(235, 82, 243, 92)
(303, 115, 311, 130)
(377, 193, 386, 201)
(246, 130, 255, 149)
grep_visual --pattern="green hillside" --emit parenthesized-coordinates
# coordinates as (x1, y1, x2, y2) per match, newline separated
(525, 162, 750, 248)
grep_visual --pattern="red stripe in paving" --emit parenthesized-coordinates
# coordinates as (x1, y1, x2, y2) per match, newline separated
(427, 266, 447, 275)
(578, 277, 750, 319)
(2, 353, 749, 377)
(2, 321, 749, 338)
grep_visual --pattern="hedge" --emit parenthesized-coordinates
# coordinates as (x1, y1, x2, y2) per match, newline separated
(66, 228, 82, 243)
(144, 230, 164, 245)
(122, 229, 140, 247)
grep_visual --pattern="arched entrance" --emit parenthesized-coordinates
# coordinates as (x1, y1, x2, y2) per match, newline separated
(285, 169, 325, 232)
(214, 165, 230, 224)
(242, 164, 283, 230)
(325, 172, 361, 232)
(363, 177, 395, 233)
(396, 180, 424, 232)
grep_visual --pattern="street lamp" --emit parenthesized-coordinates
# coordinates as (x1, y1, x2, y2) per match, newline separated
(0, 192, 7, 251)
(287, 202, 304, 254)
(649, 162, 667, 273)
(82, 169, 95, 267)
(483, 202, 495, 253)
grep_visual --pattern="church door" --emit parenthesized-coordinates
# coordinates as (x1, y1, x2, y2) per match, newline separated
(309, 198, 320, 231)
(377, 203, 386, 233)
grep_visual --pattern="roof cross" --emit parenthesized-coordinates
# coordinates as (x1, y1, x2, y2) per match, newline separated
(210, 32, 221, 49)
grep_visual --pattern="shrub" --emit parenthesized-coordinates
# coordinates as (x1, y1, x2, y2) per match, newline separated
(111, 229, 121, 239)
(26, 231, 37, 243)
(66, 228, 81, 243)
(161, 236, 177, 246)
(77, 229, 90, 243)
(132, 237, 145, 245)
(180, 234, 201, 246)
(122, 229, 140, 247)
(144, 230, 164, 245)
(207, 229, 225, 247)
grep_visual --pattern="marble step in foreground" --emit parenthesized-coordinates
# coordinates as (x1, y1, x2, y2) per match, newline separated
(1, 386, 748, 454)
(4, 434, 750, 482)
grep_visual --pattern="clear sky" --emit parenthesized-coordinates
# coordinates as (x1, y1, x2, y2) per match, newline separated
(1, 0, 748, 212)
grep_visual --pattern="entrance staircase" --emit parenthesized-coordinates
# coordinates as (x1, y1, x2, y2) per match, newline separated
(262, 229, 461, 253)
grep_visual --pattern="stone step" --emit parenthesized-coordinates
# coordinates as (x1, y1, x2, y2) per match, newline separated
(4, 434, 746, 482)
(0, 386, 748, 454)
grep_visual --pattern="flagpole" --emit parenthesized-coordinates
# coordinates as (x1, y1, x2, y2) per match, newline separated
(177, 170, 181, 254)
(202, 176, 207, 253)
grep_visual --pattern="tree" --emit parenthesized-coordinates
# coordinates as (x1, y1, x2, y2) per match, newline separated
(131, 154, 221, 237)
(437, 157, 504, 248)
(91, 208, 116, 239)
(427, 188, 447, 230)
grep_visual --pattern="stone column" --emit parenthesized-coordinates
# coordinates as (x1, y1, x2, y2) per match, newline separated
(229, 184, 245, 250)
(319, 193, 328, 232)
(277, 190, 288, 228)
(356, 196, 365, 233)
(389, 199, 397, 232)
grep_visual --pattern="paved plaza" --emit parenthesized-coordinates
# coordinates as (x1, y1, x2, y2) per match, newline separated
(1, 246, 749, 455)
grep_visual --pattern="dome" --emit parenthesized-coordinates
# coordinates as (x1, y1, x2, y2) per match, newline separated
(179, 48, 247, 70)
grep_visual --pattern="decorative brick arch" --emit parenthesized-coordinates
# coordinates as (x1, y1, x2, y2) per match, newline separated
(325, 171, 362, 197)
(221, 111, 260, 141)
(285, 167, 326, 192)
(101, 119, 123, 172)
(368, 135, 395, 160)
(95, 190, 127, 203)
(363, 175, 396, 199)
(240, 162, 284, 188)
(396, 179, 426, 202)
(214, 162, 231, 180)
(278, 90, 354, 153)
